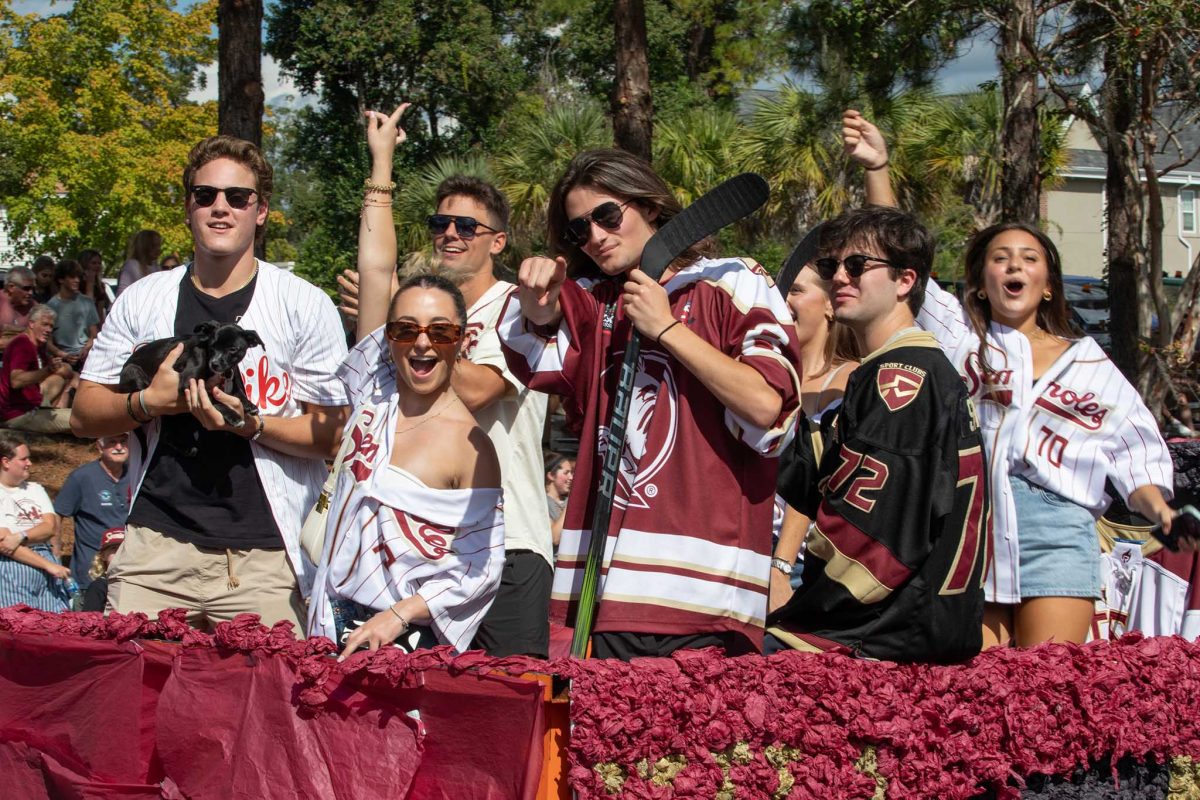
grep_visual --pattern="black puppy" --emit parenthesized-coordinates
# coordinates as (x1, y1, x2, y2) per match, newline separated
(118, 321, 264, 428)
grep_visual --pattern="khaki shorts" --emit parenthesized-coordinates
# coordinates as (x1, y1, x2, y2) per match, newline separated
(3, 408, 72, 434)
(107, 524, 304, 634)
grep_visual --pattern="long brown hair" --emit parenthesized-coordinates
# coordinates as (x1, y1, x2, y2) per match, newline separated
(793, 265, 861, 376)
(963, 222, 1078, 372)
(546, 149, 716, 278)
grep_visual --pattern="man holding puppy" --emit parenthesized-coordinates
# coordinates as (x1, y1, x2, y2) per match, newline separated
(71, 136, 348, 632)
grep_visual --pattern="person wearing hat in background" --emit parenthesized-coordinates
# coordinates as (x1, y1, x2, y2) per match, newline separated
(54, 433, 131, 592)
(81, 527, 125, 612)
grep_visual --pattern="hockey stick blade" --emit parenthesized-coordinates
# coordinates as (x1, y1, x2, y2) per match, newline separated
(775, 222, 825, 300)
(569, 172, 771, 659)
(640, 173, 770, 280)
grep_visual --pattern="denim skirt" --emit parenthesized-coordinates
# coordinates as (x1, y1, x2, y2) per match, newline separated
(1011, 475, 1101, 599)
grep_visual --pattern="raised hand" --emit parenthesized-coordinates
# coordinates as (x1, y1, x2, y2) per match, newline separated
(517, 256, 568, 327)
(842, 109, 889, 170)
(364, 103, 411, 165)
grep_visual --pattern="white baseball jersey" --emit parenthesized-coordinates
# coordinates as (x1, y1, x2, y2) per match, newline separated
(918, 280, 1173, 603)
(462, 280, 552, 566)
(307, 328, 505, 650)
(81, 260, 350, 596)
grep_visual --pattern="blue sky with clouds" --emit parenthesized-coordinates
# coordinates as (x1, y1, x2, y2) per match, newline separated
(9, 0, 1002, 107)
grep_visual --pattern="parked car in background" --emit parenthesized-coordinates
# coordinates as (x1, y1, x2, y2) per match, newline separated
(1063, 277, 1110, 351)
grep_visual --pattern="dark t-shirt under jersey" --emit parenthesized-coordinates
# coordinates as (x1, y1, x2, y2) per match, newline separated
(127, 272, 282, 549)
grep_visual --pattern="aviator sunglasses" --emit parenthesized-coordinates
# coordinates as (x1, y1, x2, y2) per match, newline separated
(564, 200, 632, 246)
(426, 214, 501, 240)
(385, 320, 464, 345)
(189, 185, 259, 210)
(813, 254, 896, 281)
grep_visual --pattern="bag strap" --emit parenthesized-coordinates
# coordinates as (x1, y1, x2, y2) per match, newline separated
(325, 413, 360, 488)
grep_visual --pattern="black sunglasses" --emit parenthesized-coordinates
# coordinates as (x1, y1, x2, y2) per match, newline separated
(426, 214, 500, 240)
(8, 283, 33, 291)
(189, 185, 259, 210)
(564, 201, 631, 246)
(813, 254, 895, 281)
(385, 320, 464, 345)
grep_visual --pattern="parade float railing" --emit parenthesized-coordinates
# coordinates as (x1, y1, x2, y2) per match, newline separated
(6, 606, 1200, 799)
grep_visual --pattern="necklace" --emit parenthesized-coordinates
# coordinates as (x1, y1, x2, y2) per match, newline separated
(191, 264, 258, 294)
(394, 395, 459, 436)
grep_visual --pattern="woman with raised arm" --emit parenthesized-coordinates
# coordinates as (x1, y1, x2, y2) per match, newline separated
(848, 110, 1180, 647)
(307, 105, 504, 658)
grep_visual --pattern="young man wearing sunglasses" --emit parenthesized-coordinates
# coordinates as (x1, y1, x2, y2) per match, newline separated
(769, 205, 988, 663)
(72, 135, 349, 633)
(347, 104, 554, 658)
(499, 148, 802, 660)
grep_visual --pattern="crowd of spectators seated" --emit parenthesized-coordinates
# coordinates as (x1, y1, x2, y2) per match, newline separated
(0, 233, 171, 429)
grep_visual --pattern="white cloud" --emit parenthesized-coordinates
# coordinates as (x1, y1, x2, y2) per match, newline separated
(935, 33, 1001, 94)
(190, 54, 316, 110)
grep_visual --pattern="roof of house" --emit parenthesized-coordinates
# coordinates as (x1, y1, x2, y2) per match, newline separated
(1063, 105, 1200, 180)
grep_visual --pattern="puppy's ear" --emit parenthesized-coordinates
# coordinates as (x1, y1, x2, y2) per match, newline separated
(243, 330, 265, 349)
(193, 321, 219, 341)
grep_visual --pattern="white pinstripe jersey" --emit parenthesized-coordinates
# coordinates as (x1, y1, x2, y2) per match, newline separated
(306, 329, 505, 650)
(81, 261, 349, 596)
(918, 280, 1173, 603)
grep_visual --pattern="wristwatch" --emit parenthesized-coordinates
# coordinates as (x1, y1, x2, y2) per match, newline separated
(770, 557, 793, 576)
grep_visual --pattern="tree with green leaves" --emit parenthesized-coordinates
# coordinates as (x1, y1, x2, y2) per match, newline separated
(265, 0, 538, 287)
(0, 0, 217, 268)
(1040, 0, 1200, 395)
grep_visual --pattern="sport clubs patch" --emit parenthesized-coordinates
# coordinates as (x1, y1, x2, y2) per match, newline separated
(876, 364, 926, 412)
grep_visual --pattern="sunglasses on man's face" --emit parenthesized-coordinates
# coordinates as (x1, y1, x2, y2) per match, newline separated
(813, 254, 895, 281)
(564, 201, 631, 247)
(8, 283, 33, 291)
(189, 185, 259, 210)
(385, 320, 464, 345)
(426, 214, 500, 241)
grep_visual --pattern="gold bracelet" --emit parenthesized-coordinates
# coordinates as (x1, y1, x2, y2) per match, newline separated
(388, 604, 410, 632)
(362, 196, 394, 206)
(363, 178, 396, 195)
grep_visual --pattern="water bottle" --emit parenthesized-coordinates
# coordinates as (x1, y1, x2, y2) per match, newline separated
(61, 577, 81, 610)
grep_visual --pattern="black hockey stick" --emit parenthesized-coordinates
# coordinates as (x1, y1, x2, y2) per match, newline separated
(570, 172, 770, 658)
(775, 222, 825, 300)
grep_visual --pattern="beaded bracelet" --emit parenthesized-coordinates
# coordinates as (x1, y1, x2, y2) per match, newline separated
(363, 178, 397, 195)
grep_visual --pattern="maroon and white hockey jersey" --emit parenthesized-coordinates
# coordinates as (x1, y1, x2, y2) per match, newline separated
(1091, 518, 1200, 642)
(498, 257, 802, 650)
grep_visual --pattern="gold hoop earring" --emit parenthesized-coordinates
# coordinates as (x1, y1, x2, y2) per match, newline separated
(976, 289, 987, 301)
(1042, 289, 1052, 302)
